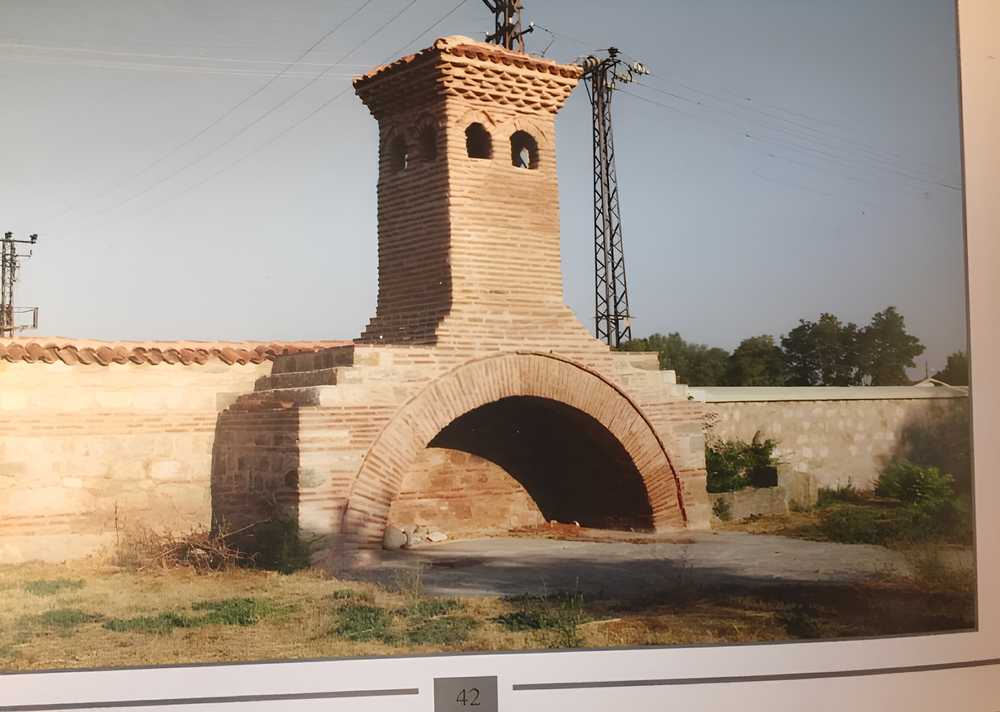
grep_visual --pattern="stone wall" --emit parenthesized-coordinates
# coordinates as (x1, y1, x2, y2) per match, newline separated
(0, 341, 337, 564)
(710, 486, 789, 523)
(698, 386, 970, 490)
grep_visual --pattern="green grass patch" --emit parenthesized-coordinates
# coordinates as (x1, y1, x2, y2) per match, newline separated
(328, 589, 374, 603)
(23, 578, 85, 597)
(405, 616, 478, 645)
(402, 598, 461, 618)
(33, 608, 101, 629)
(332, 605, 395, 643)
(104, 612, 196, 635)
(191, 598, 277, 626)
(496, 592, 590, 648)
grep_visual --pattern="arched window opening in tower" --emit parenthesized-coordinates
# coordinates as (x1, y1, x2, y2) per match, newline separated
(465, 122, 492, 159)
(388, 135, 409, 172)
(418, 124, 437, 162)
(510, 130, 539, 169)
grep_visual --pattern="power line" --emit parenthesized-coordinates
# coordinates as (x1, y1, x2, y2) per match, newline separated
(2, 53, 361, 79)
(76, 0, 403, 225)
(0, 40, 373, 68)
(528, 21, 960, 187)
(95, 0, 438, 228)
(636, 76, 960, 187)
(384, 0, 470, 58)
(48, 0, 377, 222)
(619, 86, 962, 194)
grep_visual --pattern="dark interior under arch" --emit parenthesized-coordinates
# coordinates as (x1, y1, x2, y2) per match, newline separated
(427, 396, 655, 531)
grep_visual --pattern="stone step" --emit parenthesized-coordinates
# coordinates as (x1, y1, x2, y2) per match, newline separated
(256, 367, 363, 391)
(271, 345, 356, 375)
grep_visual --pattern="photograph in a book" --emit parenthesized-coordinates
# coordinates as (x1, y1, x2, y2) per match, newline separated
(0, 0, 974, 671)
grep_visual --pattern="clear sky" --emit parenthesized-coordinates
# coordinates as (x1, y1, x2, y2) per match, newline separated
(0, 0, 966, 374)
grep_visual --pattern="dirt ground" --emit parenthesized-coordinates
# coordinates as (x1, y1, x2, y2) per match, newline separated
(0, 531, 975, 672)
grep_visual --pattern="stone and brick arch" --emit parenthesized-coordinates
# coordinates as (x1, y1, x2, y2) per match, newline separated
(336, 352, 687, 556)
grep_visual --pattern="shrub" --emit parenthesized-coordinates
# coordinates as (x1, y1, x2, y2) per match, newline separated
(876, 460, 954, 504)
(817, 482, 868, 507)
(249, 518, 312, 574)
(706, 433, 780, 493)
(113, 521, 251, 573)
(818, 506, 889, 545)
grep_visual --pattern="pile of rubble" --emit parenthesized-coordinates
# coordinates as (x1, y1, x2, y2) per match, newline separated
(382, 524, 449, 550)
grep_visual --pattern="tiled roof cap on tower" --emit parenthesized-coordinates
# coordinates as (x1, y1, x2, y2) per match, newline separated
(353, 35, 583, 119)
(354, 35, 583, 88)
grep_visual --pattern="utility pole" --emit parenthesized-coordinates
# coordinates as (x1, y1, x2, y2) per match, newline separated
(1, 231, 39, 338)
(481, 0, 533, 52)
(582, 48, 648, 347)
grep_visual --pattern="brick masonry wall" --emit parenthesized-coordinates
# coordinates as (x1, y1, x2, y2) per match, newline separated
(387, 447, 545, 536)
(707, 396, 970, 489)
(0, 359, 270, 563)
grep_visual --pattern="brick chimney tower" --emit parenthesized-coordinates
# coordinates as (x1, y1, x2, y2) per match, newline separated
(353, 36, 606, 359)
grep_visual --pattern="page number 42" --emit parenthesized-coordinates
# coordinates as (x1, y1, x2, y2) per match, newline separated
(456, 687, 481, 706)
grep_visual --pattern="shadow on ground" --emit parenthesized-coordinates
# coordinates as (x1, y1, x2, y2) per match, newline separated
(345, 531, 913, 599)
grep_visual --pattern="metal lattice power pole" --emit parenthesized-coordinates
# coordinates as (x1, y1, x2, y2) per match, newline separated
(481, 0, 533, 52)
(1, 231, 39, 338)
(582, 49, 648, 347)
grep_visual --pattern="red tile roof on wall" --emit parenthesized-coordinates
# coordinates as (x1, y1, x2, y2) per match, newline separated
(0, 338, 350, 366)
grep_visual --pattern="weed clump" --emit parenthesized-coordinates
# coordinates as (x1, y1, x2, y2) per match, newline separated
(712, 498, 732, 522)
(405, 616, 478, 645)
(104, 613, 195, 635)
(333, 605, 395, 643)
(23, 579, 85, 597)
(113, 521, 251, 573)
(496, 592, 590, 648)
(817, 482, 868, 507)
(192, 598, 276, 626)
(779, 603, 822, 639)
(34, 609, 101, 629)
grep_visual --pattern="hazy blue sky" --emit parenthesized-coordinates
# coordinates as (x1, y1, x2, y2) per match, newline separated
(0, 0, 966, 373)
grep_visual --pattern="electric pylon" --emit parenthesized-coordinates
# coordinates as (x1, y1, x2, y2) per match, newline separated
(1, 231, 39, 337)
(582, 48, 648, 347)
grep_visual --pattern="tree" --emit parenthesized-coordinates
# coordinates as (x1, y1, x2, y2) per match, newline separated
(932, 350, 969, 386)
(859, 306, 925, 385)
(781, 313, 862, 385)
(724, 335, 787, 386)
(619, 332, 730, 385)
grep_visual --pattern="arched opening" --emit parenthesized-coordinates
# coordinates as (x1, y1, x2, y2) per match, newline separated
(388, 135, 408, 172)
(338, 352, 687, 556)
(417, 124, 437, 161)
(389, 396, 655, 534)
(510, 130, 539, 169)
(465, 122, 492, 159)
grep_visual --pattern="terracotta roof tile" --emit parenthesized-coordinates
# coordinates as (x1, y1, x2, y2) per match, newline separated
(0, 338, 349, 366)
(353, 35, 582, 90)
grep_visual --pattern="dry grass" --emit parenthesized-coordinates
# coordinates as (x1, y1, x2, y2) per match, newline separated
(0, 557, 975, 672)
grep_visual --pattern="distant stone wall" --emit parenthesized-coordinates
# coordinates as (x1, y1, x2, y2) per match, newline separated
(699, 387, 970, 490)
(0, 341, 338, 564)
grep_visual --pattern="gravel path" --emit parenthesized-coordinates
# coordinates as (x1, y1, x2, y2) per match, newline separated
(356, 531, 910, 598)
